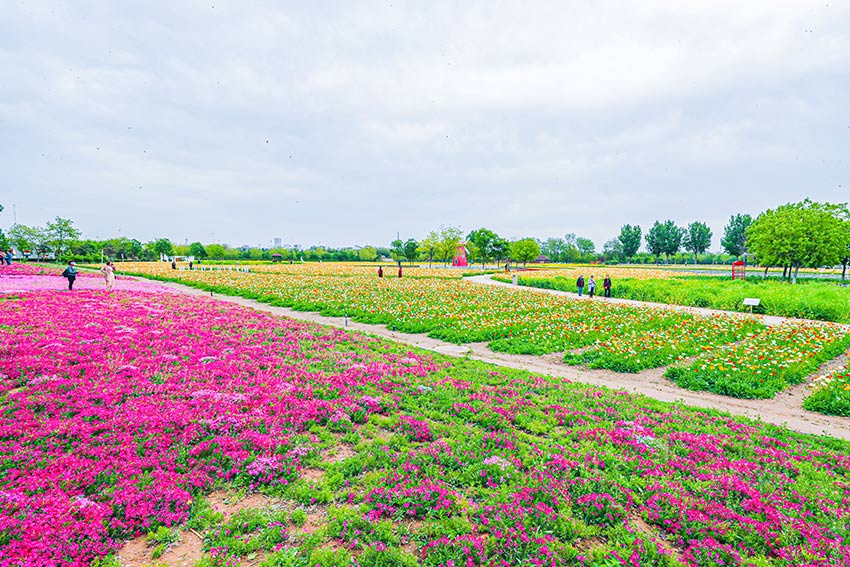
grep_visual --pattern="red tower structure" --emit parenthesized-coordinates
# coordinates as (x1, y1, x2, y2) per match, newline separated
(452, 243, 469, 267)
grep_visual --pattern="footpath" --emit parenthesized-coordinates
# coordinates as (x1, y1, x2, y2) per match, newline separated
(153, 279, 850, 441)
(466, 274, 832, 328)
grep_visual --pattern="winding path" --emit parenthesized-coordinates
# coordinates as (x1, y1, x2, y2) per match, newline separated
(149, 278, 850, 441)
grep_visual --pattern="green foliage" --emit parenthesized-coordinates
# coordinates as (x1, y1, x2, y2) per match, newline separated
(721, 213, 752, 257)
(359, 246, 378, 262)
(575, 237, 595, 258)
(645, 220, 685, 261)
(150, 238, 174, 257)
(289, 508, 307, 527)
(307, 547, 352, 567)
(682, 221, 712, 261)
(746, 200, 850, 282)
(45, 216, 81, 261)
(509, 238, 540, 265)
(804, 371, 850, 417)
(467, 228, 500, 266)
(617, 224, 642, 259)
(402, 239, 419, 264)
(189, 241, 208, 259)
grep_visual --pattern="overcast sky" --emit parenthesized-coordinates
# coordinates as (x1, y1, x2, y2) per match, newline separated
(1, 1, 848, 250)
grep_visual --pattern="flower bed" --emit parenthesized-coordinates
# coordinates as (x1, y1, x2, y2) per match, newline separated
(665, 323, 850, 398)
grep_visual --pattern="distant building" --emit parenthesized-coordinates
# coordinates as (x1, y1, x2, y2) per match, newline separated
(532, 254, 551, 263)
(273, 237, 282, 248)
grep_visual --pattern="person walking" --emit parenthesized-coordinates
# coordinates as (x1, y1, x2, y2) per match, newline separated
(588, 276, 596, 298)
(101, 261, 116, 292)
(398, 265, 403, 278)
(603, 275, 612, 298)
(576, 274, 585, 297)
(4, 250, 11, 265)
(189, 261, 194, 270)
(378, 266, 383, 278)
(62, 261, 78, 291)
(171, 259, 177, 270)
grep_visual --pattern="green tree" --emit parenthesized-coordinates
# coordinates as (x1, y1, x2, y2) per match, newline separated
(575, 237, 595, 260)
(747, 200, 850, 284)
(617, 225, 642, 262)
(682, 221, 713, 264)
(491, 237, 511, 267)
(720, 214, 753, 258)
(417, 231, 438, 268)
(188, 242, 207, 259)
(45, 217, 81, 262)
(602, 239, 624, 263)
(645, 220, 685, 262)
(540, 237, 567, 263)
(467, 228, 500, 267)
(510, 238, 540, 266)
(151, 238, 174, 258)
(358, 246, 377, 262)
(205, 244, 226, 259)
(403, 238, 419, 265)
(436, 226, 464, 266)
(389, 239, 405, 262)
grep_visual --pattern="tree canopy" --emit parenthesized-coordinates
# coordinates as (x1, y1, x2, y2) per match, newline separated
(617, 225, 642, 261)
(682, 221, 713, 263)
(645, 220, 685, 261)
(746, 200, 850, 283)
(720, 213, 752, 257)
(510, 238, 540, 265)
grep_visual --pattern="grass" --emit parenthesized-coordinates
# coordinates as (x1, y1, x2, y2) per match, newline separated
(509, 274, 850, 322)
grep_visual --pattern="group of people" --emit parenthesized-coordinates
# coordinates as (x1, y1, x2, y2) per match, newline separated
(377, 265, 403, 278)
(576, 274, 612, 298)
(61, 260, 116, 291)
(2, 250, 13, 265)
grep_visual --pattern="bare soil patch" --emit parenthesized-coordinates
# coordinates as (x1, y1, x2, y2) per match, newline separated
(207, 490, 272, 520)
(321, 444, 357, 464)
(300, 467, 326, 483)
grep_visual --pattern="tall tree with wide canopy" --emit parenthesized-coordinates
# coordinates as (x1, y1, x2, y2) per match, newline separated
(617, 224, 642, 262)
(720, 213, 752, 258)
(645, 220, 685, 262)
(746, 200, 850, 284)
(467, 227, 500, 267)
(682, 221, 713, 264)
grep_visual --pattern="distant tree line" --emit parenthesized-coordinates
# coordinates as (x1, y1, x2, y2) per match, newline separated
(3, 199, 849, 283)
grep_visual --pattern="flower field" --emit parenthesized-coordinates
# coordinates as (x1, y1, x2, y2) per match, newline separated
(664, 323, 850, 399)
(116, 262, 766, 362)
(2, 280, 850, 566)
(804, 365, 850, 417)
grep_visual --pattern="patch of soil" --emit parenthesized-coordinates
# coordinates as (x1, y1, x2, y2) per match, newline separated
(321, 444, 356, 464)
(628, 513, 684, 561)
(372, 428, 392, 441)
(117, 529, 204, 567)
(300, 467, 326, 482)
(298, 509, 326, 534)
(157, 530, 204, 567)
(207, 490, 272, 521)
(575, 536, 606, 552)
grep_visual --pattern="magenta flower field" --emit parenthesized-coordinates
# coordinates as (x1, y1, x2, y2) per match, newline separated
(1, 281, 849, 566)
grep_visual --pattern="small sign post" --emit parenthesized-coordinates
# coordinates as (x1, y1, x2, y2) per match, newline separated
(743, 297, 760, 314)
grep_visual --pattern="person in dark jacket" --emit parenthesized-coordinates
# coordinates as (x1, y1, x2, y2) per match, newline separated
(378, 266, 383, 278)
(62, 261, 78, 290)
(576, 275, 585, 296)
(603, 275, 612, 298)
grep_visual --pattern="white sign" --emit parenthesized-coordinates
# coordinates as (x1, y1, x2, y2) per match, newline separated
(743, 298, 760, 307)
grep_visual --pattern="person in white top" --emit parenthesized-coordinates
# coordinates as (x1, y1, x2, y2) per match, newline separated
(101, 261, 116, 292)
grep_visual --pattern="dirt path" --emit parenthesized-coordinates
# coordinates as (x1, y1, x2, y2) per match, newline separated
(152, 280, 850, 440)
(466, 274, 844, 328)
